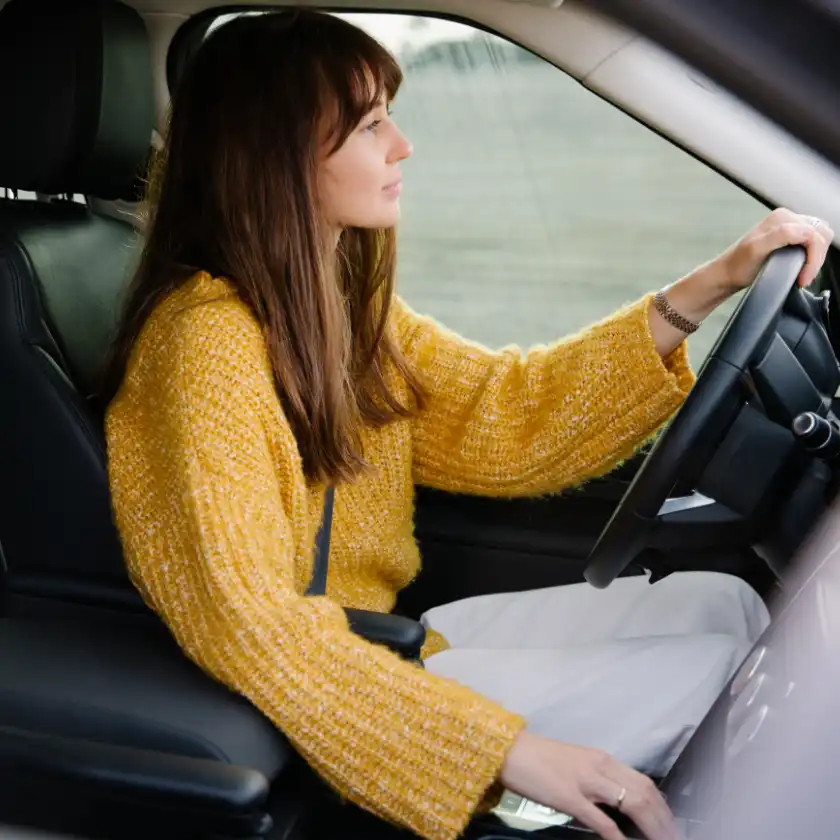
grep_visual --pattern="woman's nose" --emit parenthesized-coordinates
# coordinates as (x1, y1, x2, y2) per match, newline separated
(390, 126, 413, 162)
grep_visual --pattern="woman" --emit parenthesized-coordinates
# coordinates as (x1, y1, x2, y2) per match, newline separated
(103, 10, 831, 840)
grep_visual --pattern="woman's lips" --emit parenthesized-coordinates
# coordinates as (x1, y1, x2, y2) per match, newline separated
(383, 179, 402, 197)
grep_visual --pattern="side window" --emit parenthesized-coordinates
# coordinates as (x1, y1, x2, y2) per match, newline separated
(339, 14, 767, 369)
(1, 189, 86, 204)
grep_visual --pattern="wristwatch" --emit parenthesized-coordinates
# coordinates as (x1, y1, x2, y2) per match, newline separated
(652, 289, 701, 335)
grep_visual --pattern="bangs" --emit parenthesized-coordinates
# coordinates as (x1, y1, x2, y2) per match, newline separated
(322, 33, 402, 154)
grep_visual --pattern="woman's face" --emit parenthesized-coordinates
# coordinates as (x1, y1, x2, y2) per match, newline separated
(319, 98, 413, 233)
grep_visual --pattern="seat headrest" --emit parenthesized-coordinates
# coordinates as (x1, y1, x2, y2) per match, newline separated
(0, 0, 154, 200)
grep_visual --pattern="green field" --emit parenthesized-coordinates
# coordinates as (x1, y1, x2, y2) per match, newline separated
(390, 45, 767, 371)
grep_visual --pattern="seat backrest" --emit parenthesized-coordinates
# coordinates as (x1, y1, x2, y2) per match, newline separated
(0, 0, 155, 618)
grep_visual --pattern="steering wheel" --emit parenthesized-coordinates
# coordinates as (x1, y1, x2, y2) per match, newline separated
(584, 246, 811, 589)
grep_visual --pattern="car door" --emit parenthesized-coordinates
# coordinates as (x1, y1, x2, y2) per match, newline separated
(319, 14, 772, 614)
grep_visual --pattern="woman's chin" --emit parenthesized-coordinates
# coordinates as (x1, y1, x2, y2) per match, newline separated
(352, 210, 401, 230)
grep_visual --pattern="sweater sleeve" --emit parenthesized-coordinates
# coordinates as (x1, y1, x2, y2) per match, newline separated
(394, 294, 695, 497)
(106, 301, 525, 840)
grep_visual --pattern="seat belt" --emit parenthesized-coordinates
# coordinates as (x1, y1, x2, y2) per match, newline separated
(305, 486, 335, 597)
(303, 485, 426, 662)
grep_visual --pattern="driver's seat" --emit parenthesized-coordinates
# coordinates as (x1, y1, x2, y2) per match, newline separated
(0, 1, 302, 837)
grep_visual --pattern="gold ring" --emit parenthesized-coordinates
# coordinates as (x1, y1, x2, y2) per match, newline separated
(616, 787, 627, 811)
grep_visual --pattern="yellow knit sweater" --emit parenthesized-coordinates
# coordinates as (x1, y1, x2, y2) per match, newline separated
(105, 272, 694, 840)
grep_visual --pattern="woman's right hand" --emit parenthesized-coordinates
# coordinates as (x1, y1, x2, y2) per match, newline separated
(500, 730, 683, 840)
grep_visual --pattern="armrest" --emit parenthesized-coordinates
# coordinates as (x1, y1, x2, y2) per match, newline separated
(345, 608, 426, 661)
(0, 725, 273, 839)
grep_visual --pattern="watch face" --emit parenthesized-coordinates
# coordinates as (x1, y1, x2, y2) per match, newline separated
(493, 791, 574, 831)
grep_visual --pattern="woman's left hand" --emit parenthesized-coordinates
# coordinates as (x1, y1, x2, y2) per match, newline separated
(717, 207, 834, 294)
(651, 208, 834, 358)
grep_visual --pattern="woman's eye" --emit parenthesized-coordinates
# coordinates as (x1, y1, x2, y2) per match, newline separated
(365, 119, 382, 132)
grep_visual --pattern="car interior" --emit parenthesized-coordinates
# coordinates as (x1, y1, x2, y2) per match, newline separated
(1, 0, 840, 838)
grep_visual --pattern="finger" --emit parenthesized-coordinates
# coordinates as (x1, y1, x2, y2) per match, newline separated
(761, 208, 832, 239)
(584, 777, 672, 840)
(798, 225, 831, 287)
(595, 768, 681, 840)
(623, 795, 683, 840)
(754, 223, 828, 287)
(571, 799, 626, 840)
(779, 214, 833, 286)
(761, 206, 799, 232)
(595, 760, 667, 806)
(611, 789, 680, 840)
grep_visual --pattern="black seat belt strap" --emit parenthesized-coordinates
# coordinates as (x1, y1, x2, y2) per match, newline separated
(305, 486, 335, 597)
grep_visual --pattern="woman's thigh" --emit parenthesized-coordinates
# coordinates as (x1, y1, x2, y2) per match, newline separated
(425, 632, 741, 777)
(422, 571, 769, 650)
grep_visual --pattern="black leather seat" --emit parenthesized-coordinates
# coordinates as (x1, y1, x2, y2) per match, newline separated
(0, 2, 432, 838)
(0, 1, 297, 837)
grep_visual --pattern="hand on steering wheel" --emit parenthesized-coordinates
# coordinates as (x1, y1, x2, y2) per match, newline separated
(650, 209, 834, 355)
(722, 208, 834, 292)
(585, 208, 836, 589)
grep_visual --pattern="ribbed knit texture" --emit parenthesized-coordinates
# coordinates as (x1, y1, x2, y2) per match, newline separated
(105, 272, 694, 840)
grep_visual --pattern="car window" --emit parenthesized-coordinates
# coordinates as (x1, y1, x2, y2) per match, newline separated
(342, 14, 769, 370)
(206, 11, 768, 369)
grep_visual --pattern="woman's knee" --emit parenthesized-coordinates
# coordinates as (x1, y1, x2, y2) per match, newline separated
(661, 571, 764, 611)
(686, 572, 768, 627)
(637, 571, 768, 644)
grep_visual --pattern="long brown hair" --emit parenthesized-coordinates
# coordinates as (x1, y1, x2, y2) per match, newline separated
(102, 9, 426, 484)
